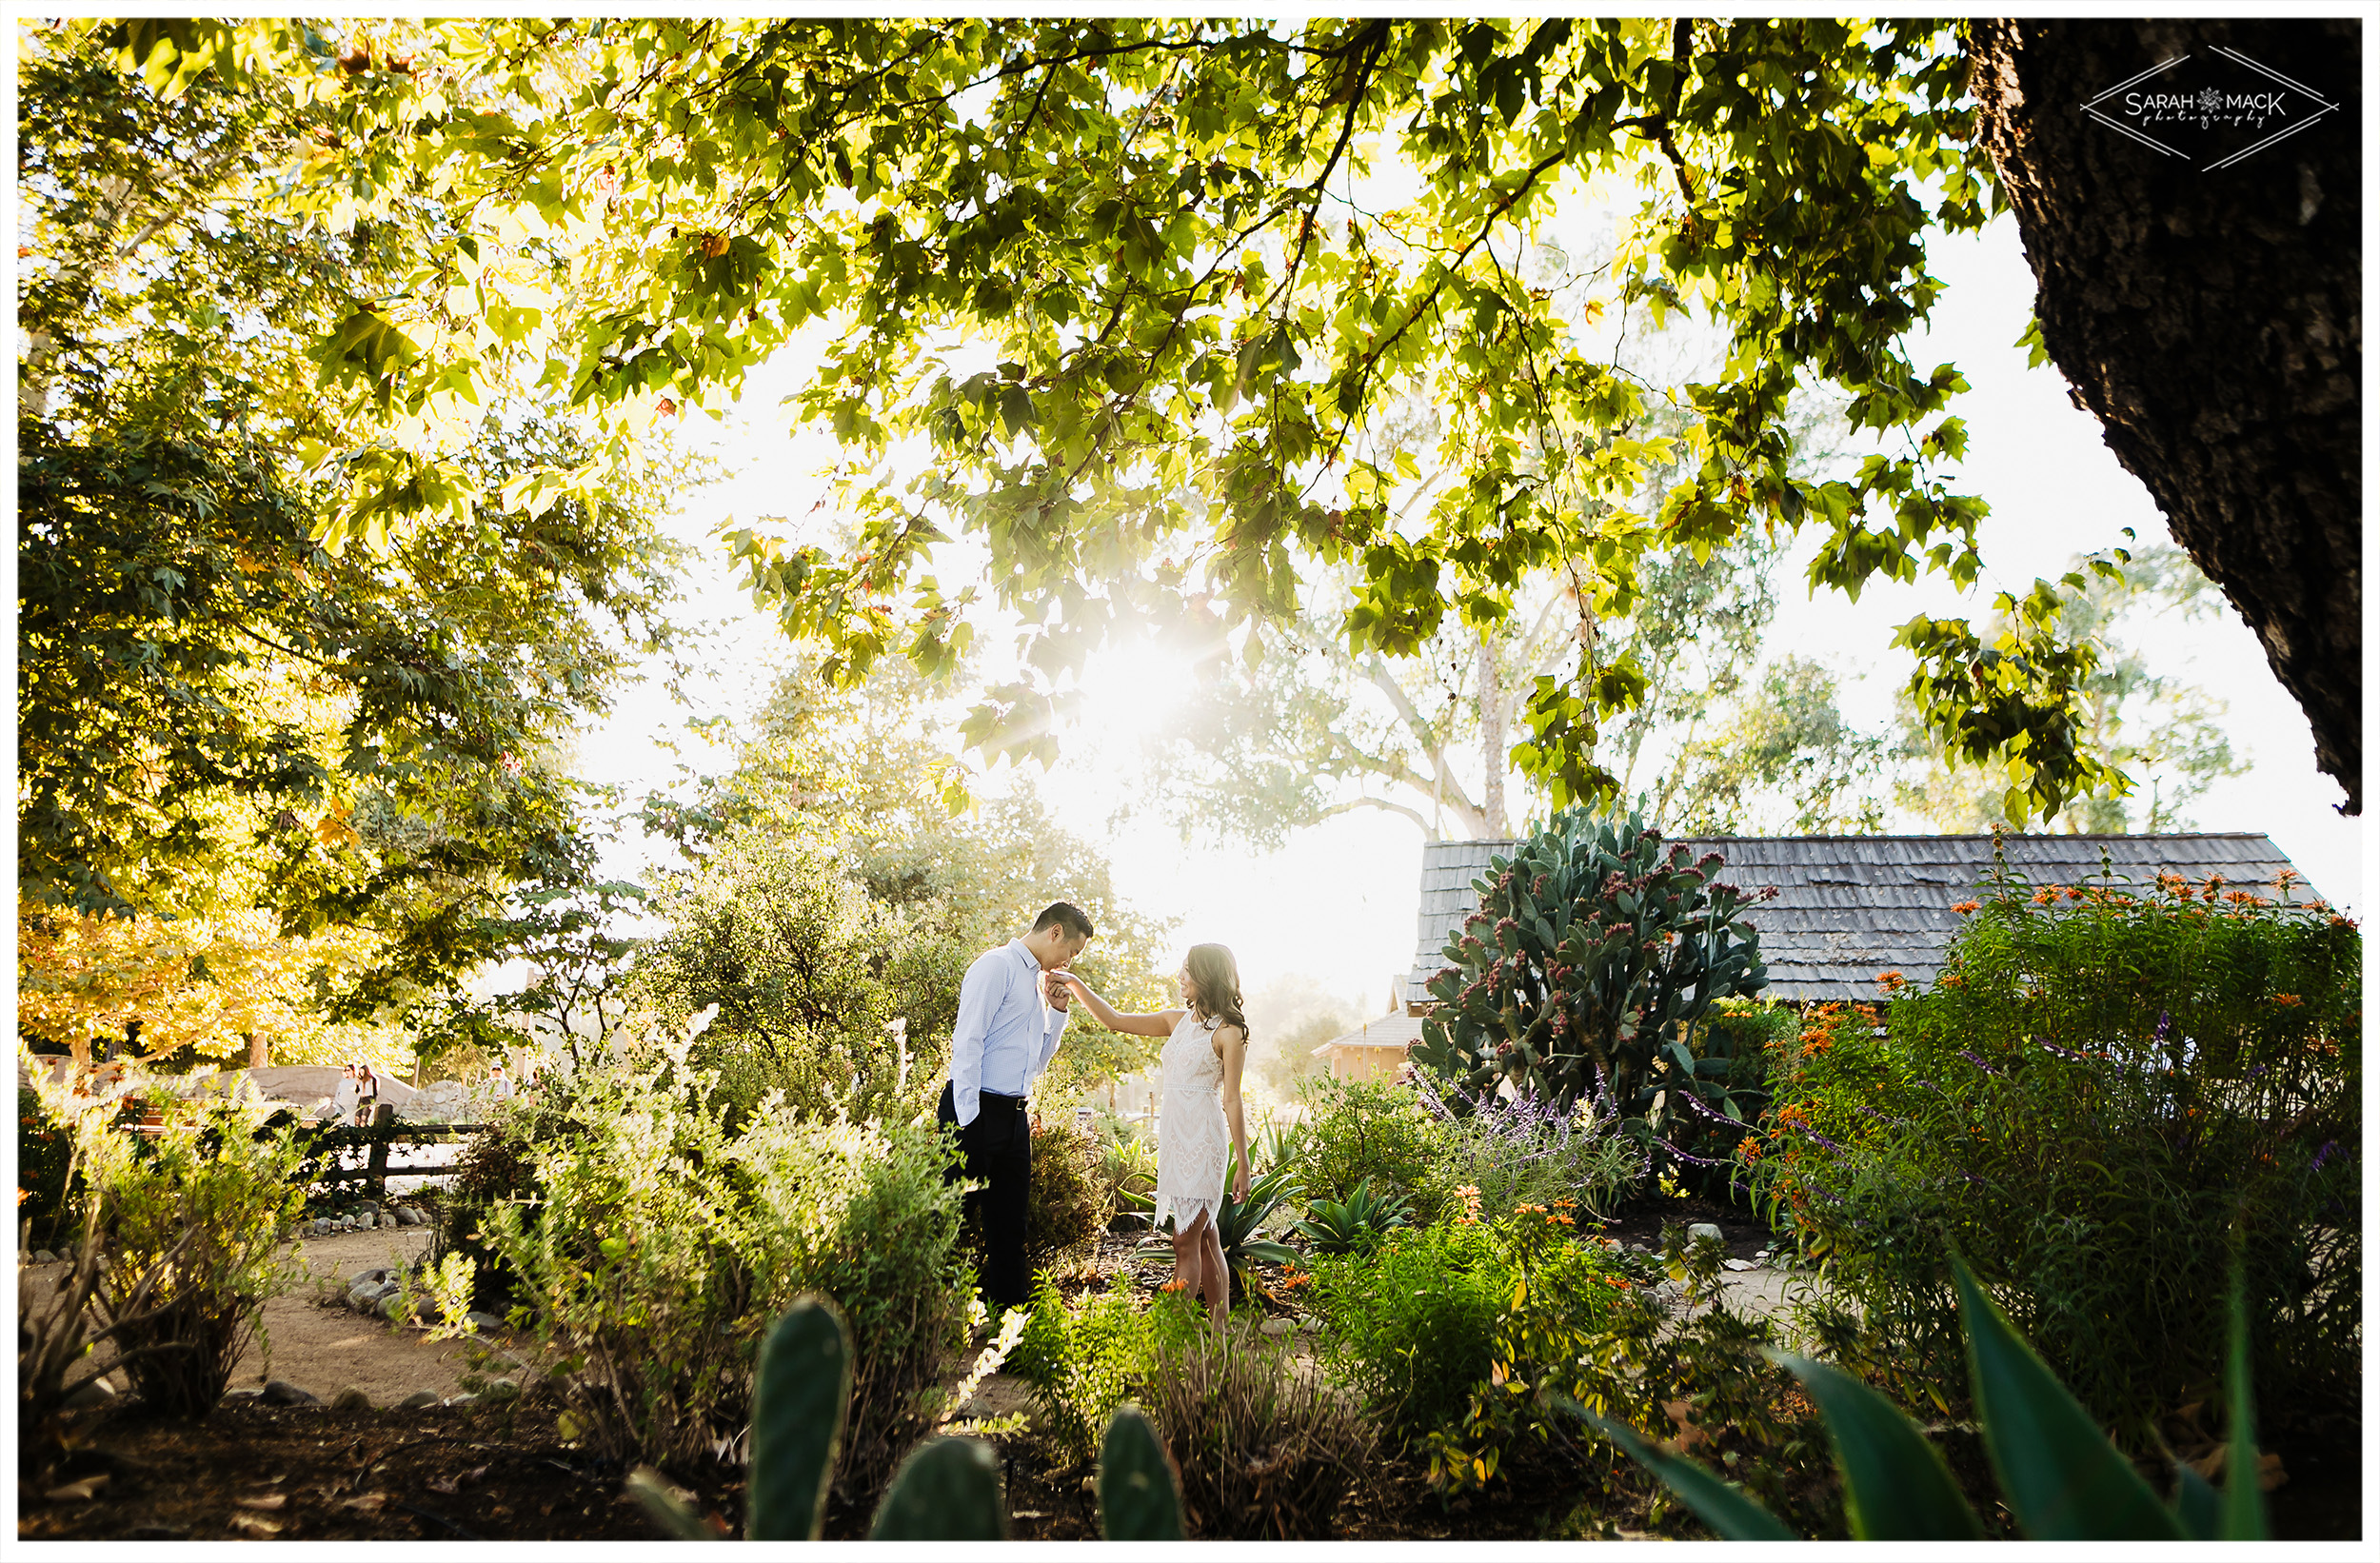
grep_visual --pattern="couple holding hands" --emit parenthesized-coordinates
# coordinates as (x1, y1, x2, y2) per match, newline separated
(936, 903, 1250, 1330)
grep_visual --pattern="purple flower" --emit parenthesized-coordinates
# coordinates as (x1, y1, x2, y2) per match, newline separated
(1957, 1049, 2002, 1077)
(2311, 1139, 2338, 1173)
(2152, 1010, 2172, 1043)
(1805, 1130, 1843, 1154)
(2038, 1039, 2084, 1061)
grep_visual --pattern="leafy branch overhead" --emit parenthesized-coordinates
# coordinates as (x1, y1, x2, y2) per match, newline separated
(109, 16, 2130, 821)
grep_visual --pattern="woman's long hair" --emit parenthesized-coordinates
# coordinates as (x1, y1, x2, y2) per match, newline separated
(1182, 943, 1249, 1039)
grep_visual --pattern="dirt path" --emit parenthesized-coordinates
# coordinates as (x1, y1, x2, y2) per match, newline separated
(21, 1224, 530, 1410)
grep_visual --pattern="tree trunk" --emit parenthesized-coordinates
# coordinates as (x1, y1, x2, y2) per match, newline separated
(247, 1031, 268, 1069)
(1968, 18, 2362, 813)
(1478, 629, 1509, 838)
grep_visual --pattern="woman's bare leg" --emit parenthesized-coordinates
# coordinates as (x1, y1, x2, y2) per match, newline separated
(1170, 1214, 1198, 1294)
(1197, 1212, 1229, 1332)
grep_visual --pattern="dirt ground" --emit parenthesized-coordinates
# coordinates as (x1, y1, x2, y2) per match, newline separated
(22, 1223, 509, 1410)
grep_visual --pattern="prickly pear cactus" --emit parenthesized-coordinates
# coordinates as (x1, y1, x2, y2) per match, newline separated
(749, 1296, 853, 1540)
(1411, 804, 1770, 1164)
(868, 1435, 1008, 1540)
(1097, 1405, 1184, 1540)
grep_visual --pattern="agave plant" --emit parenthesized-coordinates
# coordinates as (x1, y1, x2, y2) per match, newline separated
(1567, 1254, 2272, 1541)
(1290, 1177, 1412, 1255)
(1139, 1160, 1301, 1276)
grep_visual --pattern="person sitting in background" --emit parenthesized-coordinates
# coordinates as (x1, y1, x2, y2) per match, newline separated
(332, 1062, 360, 1125)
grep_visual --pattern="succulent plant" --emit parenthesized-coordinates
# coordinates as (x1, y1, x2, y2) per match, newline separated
(1410, 804, 1769, 1168)
(631, 1294, 1186, 1541)
(1291, 1177, 1412, 1255)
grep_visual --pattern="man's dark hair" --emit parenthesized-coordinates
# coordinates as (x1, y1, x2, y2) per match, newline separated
(1034, 902, 1095, 940)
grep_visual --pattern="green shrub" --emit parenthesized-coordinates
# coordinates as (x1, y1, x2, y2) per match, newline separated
(1289, 1073, 1438, 1210)
(1024, 1119, 1109, 1277)
(1009, 1278, 1202, 1463)
(77, 1089, 307, 1417)
(1305, 1217, 1510, 1448)
(1752, 862, 2360, 1449)
(482, 1039, 972, 1495)
(1091, 1126, 1158, 1230)
(17, 1087, 73, 1250)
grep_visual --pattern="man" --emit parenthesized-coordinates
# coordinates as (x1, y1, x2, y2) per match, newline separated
(938, 901, 1094, 1314)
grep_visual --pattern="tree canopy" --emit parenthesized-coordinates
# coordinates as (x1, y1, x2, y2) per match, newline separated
(18, 27, 694, 1017)
(91, 14, 2176, 827)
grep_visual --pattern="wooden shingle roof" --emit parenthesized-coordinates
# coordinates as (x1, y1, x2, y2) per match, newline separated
(1406, 833, 2322, 1005)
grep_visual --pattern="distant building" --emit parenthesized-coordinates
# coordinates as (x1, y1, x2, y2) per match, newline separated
(1406, 832, 2322, 1008)
(1309, 1014, 1428, 1082)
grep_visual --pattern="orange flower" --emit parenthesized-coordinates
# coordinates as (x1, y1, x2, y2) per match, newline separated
(2271, 994, 2304, 1008)
(2032, 887, 2057, 905)
(1876, 971, 1906, 993)
(1951, 900, 1981, 916)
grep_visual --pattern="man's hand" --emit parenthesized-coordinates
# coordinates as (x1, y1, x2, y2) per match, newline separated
(1043, 970, 1071, 1011)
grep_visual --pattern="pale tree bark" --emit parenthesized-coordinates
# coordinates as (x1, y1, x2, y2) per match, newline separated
(1968, 17, 2362, 813)
(1477, 628, 1509, 838)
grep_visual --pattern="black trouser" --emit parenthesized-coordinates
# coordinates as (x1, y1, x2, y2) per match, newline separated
(938, 1080, 1032, 1312)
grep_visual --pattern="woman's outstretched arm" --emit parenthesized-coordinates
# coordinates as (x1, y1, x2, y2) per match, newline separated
(1216, 1023, 1250, 1199)
(1054, 972, 1180, 1038)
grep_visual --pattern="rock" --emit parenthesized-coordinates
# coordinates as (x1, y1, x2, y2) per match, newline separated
(62, 1375, 119, 1411)
(1686, 1222, 1725, 1245)
(221, 1388, 264, 1405)
(444, 1393, 478, 1408)
(483, 1376, 521, 1403)
(1257, 1317, 1294, 1337)
(1298, 1316, 1319, 1334)
(380, 1296, 411, 1322)
(389, 1206, 419, 1227)
(1723, 1258, 1756, 1273)
(398, 1390, 440, 1409)
(262, 1379, 322, 1407)
(34, 1249, 57, 1264)
(357, 1211, 379, 1231)
(464, 1311, 506, 1335)
(328, 1386, 373, 1412)
(350, 1267, 393, 1289)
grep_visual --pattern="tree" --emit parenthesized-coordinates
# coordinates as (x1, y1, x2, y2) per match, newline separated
(17, 27, 694, 1015)
(1969, 18, 2361, 813)
(15, 898, 400, 1071)
(124, 16, 2173, 823)
(1895, 545, 2249, 834)
(640, 653, 1180, 1097)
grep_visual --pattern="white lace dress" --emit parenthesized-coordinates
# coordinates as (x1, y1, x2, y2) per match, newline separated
(1153, 1011, 1229, 1233)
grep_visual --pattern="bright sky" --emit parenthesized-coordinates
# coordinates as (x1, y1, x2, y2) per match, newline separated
(575, 203, 2365, 1018)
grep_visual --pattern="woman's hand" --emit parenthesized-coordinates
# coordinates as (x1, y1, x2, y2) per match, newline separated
(1231, 1159, 1251, 1202)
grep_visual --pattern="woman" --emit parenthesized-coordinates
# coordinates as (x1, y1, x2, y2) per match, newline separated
(331, 1062, 360, 1126)
(1060, 944, 1250, 1331)
(353, 1062, 380, 1128)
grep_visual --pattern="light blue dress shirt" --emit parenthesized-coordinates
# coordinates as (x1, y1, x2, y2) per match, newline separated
(949, 939, 1071, 1126)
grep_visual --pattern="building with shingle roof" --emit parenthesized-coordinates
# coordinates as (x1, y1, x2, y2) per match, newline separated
(1406, 833, 2321, 1007)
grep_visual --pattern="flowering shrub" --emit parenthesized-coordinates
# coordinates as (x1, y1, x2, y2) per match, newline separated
(1754, 860, 2360, 1448)
(1409, 1076, 1645, 1223)
(1009, 1277, 1202, 1462)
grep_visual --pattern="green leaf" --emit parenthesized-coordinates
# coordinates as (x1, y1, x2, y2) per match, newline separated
(1557, 1397, 1795, 1541)
(2217, 1259, 2268, 1540)
(869, 1436, 1007, 1539)
(1096, 1406, 1183, 1540)
(749, 1297, 852, 1540)
(1952, 1256, 2181, 1539)
(1769, 1352, 1982, 1539)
